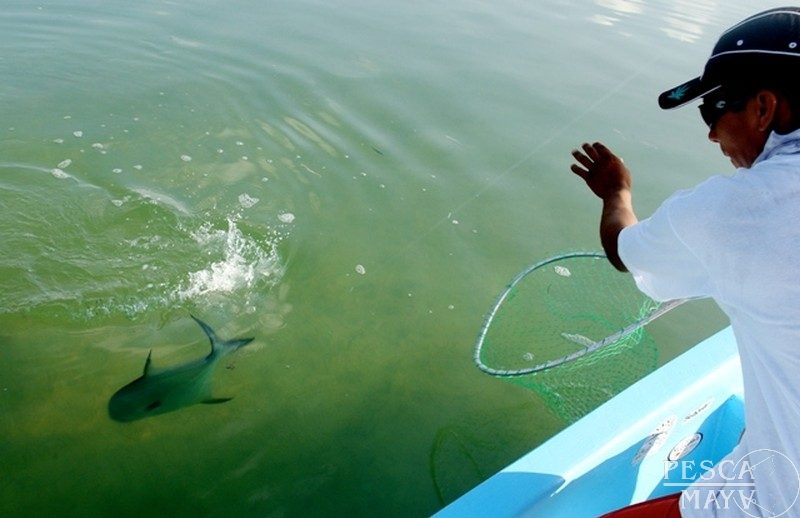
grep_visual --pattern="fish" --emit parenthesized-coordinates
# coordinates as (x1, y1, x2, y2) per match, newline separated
(108, 316, 254, 422)
(560, 332, 596, 348)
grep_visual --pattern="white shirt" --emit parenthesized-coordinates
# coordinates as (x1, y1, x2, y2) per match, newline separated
(619, 129, 800, 517)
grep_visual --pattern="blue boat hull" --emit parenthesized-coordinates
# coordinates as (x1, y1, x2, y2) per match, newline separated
(436, 327, 744, 517)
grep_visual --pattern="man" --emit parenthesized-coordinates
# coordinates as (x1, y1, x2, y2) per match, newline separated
(571, 7, 800, 517)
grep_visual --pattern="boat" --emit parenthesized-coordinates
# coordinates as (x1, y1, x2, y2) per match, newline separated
(435, 326, 744, 517)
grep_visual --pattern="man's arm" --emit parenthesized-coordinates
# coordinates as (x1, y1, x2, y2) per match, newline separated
(570, 142, 638, 272)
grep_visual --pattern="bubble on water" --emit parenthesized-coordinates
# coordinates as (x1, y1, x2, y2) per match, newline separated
(522, 352, 535, 362)
(133, 165, 143, 170)
(238, 193, 259, 209)
(53, 138, 64, 144)
(236, 141, 244, 146)
(278, 213, 295, 224)
(180, 154, 192, 162)
(111, 199, 125, 207)
(355, 264, 366, 275)
(92, 143, 105, 150)
(57, 159, 72, 169)
(51, 168, 69, 179)
(73, 131, 83, 138)
(112, 168, 123, 174)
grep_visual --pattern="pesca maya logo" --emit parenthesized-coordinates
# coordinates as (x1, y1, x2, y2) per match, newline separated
(663, 449, 800, 517)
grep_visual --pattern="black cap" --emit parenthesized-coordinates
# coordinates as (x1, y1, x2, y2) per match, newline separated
(659, 7, 800, 109)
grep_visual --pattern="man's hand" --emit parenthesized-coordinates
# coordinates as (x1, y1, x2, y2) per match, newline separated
(569, 142, 637, 272)
(570, 142, 632, 200)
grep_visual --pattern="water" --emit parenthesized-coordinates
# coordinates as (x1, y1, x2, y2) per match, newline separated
(0, 0, 773, 515)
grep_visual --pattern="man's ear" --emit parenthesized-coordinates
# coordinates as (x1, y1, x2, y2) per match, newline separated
(755, 90, 779, 132)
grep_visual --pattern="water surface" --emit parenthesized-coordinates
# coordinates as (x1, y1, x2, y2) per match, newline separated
(1, 0, 774, 515)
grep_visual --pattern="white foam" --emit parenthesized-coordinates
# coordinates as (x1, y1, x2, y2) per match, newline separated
(73, 131, 83, 138)
(278, 212, 295, 224)
(57, 159, 72, 169)
(180, 154, 192, 162)
(131, 187, 190, 214)
(355, 264, 366, 275)
(238, 193, 259, 209)
(175, 217, 282, 301)
(51, 168, 69, 179)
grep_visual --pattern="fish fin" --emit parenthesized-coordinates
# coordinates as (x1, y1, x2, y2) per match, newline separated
(202, 397, 233, 404)
(191, 314, 218, 354)
(143, 350, 153, 376)
(190, 315, 254, 358)
(226, 338, 255, 350)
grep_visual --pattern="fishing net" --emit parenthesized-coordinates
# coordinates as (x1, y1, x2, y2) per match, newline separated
(475, 252, 677, 423)
(507, 330, 657, 423)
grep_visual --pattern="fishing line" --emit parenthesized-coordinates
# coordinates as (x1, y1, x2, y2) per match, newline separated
(413, 53, 662, 243)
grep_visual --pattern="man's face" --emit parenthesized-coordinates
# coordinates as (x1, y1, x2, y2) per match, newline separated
(707, 95, 772, 169)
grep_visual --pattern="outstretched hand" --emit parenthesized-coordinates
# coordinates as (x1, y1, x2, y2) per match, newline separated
(570, 142, 636, 272)
(570, 142, 632, 200)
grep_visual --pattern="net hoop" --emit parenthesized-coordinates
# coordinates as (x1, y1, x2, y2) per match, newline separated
(474, 251, 686, 377)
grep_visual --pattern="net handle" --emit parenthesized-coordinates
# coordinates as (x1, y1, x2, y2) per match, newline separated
(473, 251, 688, 376)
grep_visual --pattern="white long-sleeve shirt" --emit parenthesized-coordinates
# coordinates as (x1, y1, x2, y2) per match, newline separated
(619, 128, 800, 517)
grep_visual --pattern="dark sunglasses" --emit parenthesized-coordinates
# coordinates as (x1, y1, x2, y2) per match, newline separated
(698, 94, 750, 128)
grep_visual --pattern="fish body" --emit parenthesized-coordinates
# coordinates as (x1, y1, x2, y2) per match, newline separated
(560, 332, 596, 348)
(108, 316, 253, 422)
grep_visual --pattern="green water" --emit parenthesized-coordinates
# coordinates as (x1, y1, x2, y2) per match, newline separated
(0, 0, 773, 515)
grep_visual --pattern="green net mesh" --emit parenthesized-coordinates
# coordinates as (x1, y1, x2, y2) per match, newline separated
(478, 253, 659, 423)
(507, 329, 657, 423)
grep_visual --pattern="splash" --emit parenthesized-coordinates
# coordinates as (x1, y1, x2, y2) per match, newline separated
(0, 166, 287, 322)
(175, 216, 283, 302)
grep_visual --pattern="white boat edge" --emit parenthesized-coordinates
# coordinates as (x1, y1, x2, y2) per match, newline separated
(435, 326, 744, 517)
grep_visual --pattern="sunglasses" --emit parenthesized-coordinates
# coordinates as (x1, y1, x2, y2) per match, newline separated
(698, 93, 750, 128)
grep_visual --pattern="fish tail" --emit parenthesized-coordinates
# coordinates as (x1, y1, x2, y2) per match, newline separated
(191, 315, 255, 358)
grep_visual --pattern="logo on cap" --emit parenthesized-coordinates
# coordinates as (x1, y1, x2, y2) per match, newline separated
(669, 85, 690, 101)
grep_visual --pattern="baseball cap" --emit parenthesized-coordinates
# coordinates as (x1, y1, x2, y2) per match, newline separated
(658, 7, 800, 110)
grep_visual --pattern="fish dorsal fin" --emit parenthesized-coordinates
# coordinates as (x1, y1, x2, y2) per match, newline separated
(143, 350, 153, 377)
